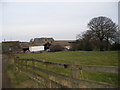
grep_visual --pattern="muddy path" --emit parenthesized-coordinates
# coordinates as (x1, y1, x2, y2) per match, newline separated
(2, 54, 11, 88)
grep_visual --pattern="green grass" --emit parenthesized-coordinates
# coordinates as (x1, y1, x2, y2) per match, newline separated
(14, 51, 119, 86)
(7, 63, 30, 87)
(15, 51, 118, 66)
(82, 71, 118, 86)
(7, 55, 46, 88)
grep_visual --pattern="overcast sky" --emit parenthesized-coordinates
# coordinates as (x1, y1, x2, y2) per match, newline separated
(0, 1, 118, 42)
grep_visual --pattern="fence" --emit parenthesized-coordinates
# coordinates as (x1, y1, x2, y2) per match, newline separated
(14, 57, 118, 88)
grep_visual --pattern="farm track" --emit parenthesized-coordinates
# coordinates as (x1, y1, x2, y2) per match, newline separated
(2, 54, 11, 88)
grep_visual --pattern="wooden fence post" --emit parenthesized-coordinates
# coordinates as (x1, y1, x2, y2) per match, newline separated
(71, 67, 79, 79)
(79, 67, 83, 79)
(14, 56, 18, 71)
(23, 60, 26, 71)
(20, 59, 22, 72)
(44, 59, 51, 88)
(71, 64, 79, 88)
(14, 56, 16, 69)
(20, 59, 23, 72)
(17, 57, 20, 72)
(46, 65, 51, 88)
(25, 59, 27, 72)
(32, 59, 36, 79)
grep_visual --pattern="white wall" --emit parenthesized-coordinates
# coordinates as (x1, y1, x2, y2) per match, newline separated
(29, 46, 44, 52)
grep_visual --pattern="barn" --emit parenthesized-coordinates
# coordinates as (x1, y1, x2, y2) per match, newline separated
(2, 41, 21, 53)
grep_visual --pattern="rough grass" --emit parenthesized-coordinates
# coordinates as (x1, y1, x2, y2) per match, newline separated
(15, 51, 118, 66)
(7, 55, 45, 88)
(14, 51, 119, 86)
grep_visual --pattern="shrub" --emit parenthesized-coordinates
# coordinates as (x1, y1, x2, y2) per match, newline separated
(110, 43, 120, 50)
(50, 45, 64, 52)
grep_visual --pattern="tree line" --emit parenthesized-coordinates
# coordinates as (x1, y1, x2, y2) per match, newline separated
(73, 16, 120, 51)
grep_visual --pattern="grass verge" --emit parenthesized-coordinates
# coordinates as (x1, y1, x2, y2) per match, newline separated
(7, 54, 45, 88)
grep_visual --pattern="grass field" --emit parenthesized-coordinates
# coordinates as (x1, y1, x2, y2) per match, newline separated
(7, 54, 45, 88)
(15, 51, 118, 66)
(14, 51, 119, 87)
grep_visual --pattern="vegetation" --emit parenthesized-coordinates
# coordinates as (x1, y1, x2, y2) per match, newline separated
(49, 45, 64, 52)
(15, 51, 118, 66)
(4, 16, 119, 87)
(14, 51, 119, 86)
(7, 54, 45, 88)
(76, 16, 119, 51)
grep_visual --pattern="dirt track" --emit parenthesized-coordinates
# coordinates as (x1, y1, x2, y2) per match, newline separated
(2, 54, 11, 88)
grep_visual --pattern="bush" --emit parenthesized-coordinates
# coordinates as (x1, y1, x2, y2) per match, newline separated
(50, 45, 64, 52)
(76, 40, 93, 51)
(69, 43, 78, 51)
(110, 43, 120, 50)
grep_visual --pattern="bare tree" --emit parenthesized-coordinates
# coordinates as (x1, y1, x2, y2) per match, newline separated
(88, 16, 117, 51)
(76, 30, 93, 51)
(110, 28, 120, 50)
(113, 28, 120, 44)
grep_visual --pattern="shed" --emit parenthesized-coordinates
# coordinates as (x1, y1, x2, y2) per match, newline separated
(29, 46, 44, 52)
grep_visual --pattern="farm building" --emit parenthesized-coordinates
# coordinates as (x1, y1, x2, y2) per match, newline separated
(51, 40, 71, 50)
(29, 46, 44, 52)
(29, 38, 53, 51)
(20, 42, 45, 53)
(52, 40, 76, 50)
(30, 37, 76, 51)
(2, 41, 21, 53)
(1, 38, 76, 53)
(30, 37, 54, 45)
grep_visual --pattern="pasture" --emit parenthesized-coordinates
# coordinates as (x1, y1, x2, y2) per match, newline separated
(15, 51, 118, 66)
(14, 51, 119, 87)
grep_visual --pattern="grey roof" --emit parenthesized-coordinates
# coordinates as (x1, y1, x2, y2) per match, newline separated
(51, 43, 70, 46)
(34, 43, 45, 46)
(34, 38, 54, 42)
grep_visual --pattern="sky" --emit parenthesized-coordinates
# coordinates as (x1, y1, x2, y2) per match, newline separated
(0, 0, 118, 42)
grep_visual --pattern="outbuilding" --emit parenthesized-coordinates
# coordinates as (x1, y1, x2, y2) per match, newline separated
(29, 46, 44, 52)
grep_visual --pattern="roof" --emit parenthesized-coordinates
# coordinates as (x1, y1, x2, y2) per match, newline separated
(2, 41, 20, 43)
(52, 41, 70, 46)
(54, 40, 76, 43)
(34, 38, 54, 42)
(52, 43, 70, 46)
(2, 41, 20, 46)
(20, 42, 36, 48)
(34, 43, 45, 46)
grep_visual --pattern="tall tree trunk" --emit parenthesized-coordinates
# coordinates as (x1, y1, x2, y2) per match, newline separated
(105, 37, 110, 51)
(100, 40, 104, 51)
(105, 41, 109, 51)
